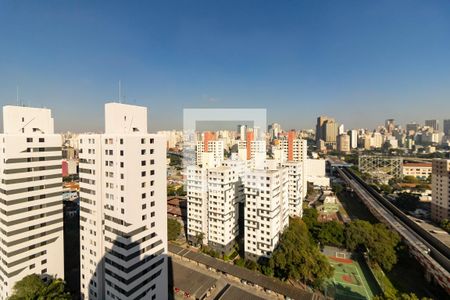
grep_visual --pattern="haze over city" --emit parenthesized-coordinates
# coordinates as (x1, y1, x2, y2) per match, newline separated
(1, 0, 450, 132)
(1, 2, 450, 300)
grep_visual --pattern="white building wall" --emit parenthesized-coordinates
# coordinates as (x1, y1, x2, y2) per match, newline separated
(186, 166, 208, 245)
(79, 103, 167, 300)
(0, 106, 64, 300)
(244, 168, 289, 260)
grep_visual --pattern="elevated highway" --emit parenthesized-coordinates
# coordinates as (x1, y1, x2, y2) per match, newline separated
(337, 167, 450, 294)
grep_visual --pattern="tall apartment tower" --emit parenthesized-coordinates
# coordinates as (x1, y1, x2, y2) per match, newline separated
(281, 162, 304, 217)
(444, 119, 450, 136)
(206, 164, 242, 254)
(196, 139, 224, 168)
(187, 159, 245, 254)
(425, 119, 439, 132)
(278, 134, 307, 199)
(186, 166, 208, 246)
(337, 134, 351, 153)
(431, 159, 450, 222)
(79, 103, 167, 300)
(0, 106, 64, 300)
(244, 168, 289, 260)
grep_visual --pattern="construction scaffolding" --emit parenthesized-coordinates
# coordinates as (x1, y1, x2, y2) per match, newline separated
(358, 155, 403, 183)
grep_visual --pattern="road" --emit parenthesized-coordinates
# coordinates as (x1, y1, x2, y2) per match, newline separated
(337, 167, 450, 294)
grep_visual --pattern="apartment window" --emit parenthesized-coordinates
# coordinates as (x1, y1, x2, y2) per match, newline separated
(141, 149, 146, 155)
(39, 138, 44, 142)
(151, 201, 155, 207)
(150, 138, 154, 144)
(150, 159, 155, 165)
(141, 182, 146, 188)
(120, 162, 124, 168)
(121, 208, 124, 214)
(151, 222, 155, 227)
(120, 150, 124, 156)
(120, 197, 124, 203)
(150, 149, 154, 154)
(141, 138, 145, 144)
(141, 171, 146, 177)
(142, 204, 147, 209)
(150, 180, 154, 186)
(120, 139, 123, 144)
(27, 138, 33, 142)
(120, 173, 124, 179)
(150, 170, 155, 175)
(141, 160, 146, 166)
(142, 193, 146, 199)
(142, 215, 147, 220)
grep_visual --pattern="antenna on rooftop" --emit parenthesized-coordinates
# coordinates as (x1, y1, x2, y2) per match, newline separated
(118, 80, 122, 103)
(16, 86, 19, 106)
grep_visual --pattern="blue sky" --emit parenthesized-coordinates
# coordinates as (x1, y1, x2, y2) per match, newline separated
(0, 0, 449, 132)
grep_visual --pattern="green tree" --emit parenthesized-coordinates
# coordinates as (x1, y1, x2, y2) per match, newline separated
(345, 220, 400, 271)
(302, 208, 319, 229)
(167, 185, 177, 196)
(317, 221, 345, 247)
(403, 176, 419, 184)
(370, 224, 400, 270)
(176, 185, 187, 196)
(441, 219, 450, 233)
(266, 218, 333, 287)
(167, 218, 181, 241)
(9, 274, 70, 300)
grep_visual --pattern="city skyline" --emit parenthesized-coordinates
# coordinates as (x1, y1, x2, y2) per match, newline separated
(1, 0, 450, 132)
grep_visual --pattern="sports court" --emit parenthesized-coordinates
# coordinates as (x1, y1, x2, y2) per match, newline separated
(324, 249, 380, 300)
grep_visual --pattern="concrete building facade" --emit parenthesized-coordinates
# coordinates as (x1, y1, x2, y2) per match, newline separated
(431, 159, 450, 222)
(79, 103, 167, 300)
(0, 106, 64, 300)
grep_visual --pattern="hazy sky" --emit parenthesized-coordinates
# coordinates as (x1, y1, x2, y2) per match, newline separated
(1, 0, 449, 132)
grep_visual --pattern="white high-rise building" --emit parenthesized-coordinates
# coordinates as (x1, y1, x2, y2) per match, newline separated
(237, 140, 266, 169)
(281, 162, 304, 217)
(187, 159, 245, 254)
(349, 130, 358, 149)
(0, 106, 64, 300)
(186, 166, 208, 246)
(244, 167, 289, 260)
(207, 165, 242, 253)
(79, 103, 167, 300)
(237, 125, 247, 140)
(196, 140, 224, 168)
(277, 137, 307, 198)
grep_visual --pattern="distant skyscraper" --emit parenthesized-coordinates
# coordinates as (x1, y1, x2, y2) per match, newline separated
(237, 125, 247, 140)
(385, 119, 395, 133)
(443, 119, 450, 135)
(268, 123, 282, 139)
(338, 124, 345, 135)
(406, 123, 420, 135)
(79, 103, 167, 300)
(323, 120, 338, 146)
(425, 119, 439, 132)
(337, 134, 351, 153)
(316, 116, 333, 143)
(349, 129, 358, 149)
(0, 106, 65, 300)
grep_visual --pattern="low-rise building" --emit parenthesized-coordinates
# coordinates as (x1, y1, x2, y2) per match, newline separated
(402, 162, 432, 180)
